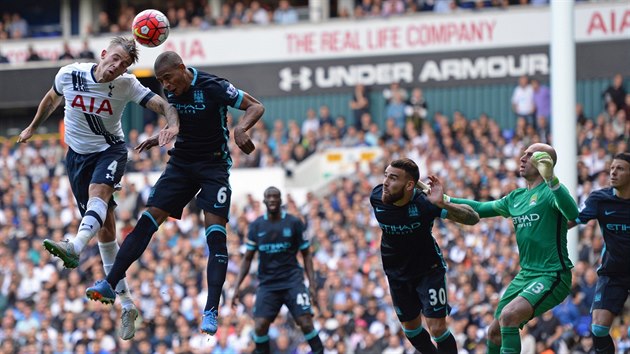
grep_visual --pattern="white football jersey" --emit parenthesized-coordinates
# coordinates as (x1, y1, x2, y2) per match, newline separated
(54, 63, 154, 154)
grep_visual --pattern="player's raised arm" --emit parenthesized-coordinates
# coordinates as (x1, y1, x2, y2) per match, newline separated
(17, 88, 63, 143)
(531, 151, 579, 221)
(425, 175, 479, 225)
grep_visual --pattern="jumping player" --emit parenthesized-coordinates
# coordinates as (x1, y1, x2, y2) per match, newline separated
(17, 36, 179, 340)
(85, 50, 264, 336)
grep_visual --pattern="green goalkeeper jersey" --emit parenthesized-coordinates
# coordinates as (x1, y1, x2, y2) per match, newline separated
(452, 182, 579, 272)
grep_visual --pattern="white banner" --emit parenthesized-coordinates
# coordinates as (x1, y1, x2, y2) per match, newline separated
(0, 2, 627, 69)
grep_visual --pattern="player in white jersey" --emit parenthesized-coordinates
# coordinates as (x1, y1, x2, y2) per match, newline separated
(55, 61, 152, 154)
(17, 36, 179, 340)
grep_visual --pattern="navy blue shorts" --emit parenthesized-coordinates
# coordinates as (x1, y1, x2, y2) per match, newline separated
(387, 267, 450, 322)
(254, 284, 314, 320)
(591, 274, 630, 315)
(147, 157, 232, 219)
(65, 144, 127, 215)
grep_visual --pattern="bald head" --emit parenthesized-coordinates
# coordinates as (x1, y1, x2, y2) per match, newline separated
(154, 51, 183, 73)
(263, 186, 282, 215)
(154, 51, 191, 96)
(264, 186, 281, 198)
(529, 143, 557, 166)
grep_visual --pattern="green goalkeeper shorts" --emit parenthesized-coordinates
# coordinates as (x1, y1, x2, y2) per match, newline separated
(494, 269, 572, 327)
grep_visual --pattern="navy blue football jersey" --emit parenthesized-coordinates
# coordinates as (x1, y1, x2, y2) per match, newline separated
(370, 184, 448, 280)
(246, 211, 310, 290)
(164, 68, 243, 161)
(577, 187, 630, 275)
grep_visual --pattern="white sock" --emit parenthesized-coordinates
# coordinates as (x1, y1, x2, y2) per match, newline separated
(73, 197, 108, 254)
(99, 240, 135, 310)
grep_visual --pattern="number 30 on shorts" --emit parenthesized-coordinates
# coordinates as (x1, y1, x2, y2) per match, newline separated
(429, 288, 446, 306)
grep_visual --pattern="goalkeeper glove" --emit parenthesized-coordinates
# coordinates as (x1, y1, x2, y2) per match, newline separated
(531, 151, 559, 189)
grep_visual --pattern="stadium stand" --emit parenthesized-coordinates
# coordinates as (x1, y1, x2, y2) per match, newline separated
(1, 1, 629, 353)
(1, 81, 629, 351)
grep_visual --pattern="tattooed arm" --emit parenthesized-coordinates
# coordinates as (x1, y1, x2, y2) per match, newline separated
(145, 95, 179, 147)
(425, 175, 480, 225)
(17, 88, 64, 143)
(442, 203, 480, 225)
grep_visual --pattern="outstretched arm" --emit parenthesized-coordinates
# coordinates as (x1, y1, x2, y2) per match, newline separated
(449, 197, 503, 218)
(425, 175, 479, 225)
(442, 203, 480, 225)
(233, 92, 265, 154)
(17, 88, 63, 143)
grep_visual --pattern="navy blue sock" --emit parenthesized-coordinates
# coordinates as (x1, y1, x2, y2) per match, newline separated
(434, 330, 457, 354)
(252, 333, 270, 354)
(105, 212, 158, 288)
(592, 333, 615, 354)
(305, 329, 323, 354)
(404, 325, 437, 353)
(205, 225, 228, 311)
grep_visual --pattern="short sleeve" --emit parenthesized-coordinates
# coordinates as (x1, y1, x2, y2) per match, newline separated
(296, 219, 309, 250)
(126, 75, 154, 106)
(53, 67, 67, 96)
(212, 78, 243, 108)
(246, 222, 258, 251)
(425, 200, 443, 219)
(576, 193, 599, 224)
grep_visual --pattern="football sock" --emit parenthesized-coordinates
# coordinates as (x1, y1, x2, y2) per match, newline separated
(592, 324, 614, 354)
(403, 325, 437, 353)
(433, 329, 457, 353)
(99, 240, 134, 309)
(592, 335, 615, 354)
(73, 197, 108, 253)
(304, 329, 323, 353)
(252, 333, 270, 354)
(500, 327, 520, 354)
(106, 212, 159, 288)
(205, 225, 228, 311)
(487, 339, 501, 354)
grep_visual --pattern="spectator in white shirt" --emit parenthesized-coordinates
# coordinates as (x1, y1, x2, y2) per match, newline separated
(247, 1, 270, 25)
(511, 75, 536, 129)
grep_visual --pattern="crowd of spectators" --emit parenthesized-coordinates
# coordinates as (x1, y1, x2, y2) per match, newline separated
(3, 0, 567, 42)
(1, 0, 610, 64)
(92, 0, 557, 35)
(0, 73, 629, 354)
(0, 12, 29, 39)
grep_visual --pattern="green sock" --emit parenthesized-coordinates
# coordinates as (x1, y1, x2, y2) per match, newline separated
(500, 327, 520, 354)
(487, 339, 501, 354)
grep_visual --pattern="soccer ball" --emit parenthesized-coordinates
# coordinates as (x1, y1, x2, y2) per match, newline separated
(131, 9, 170, 48)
